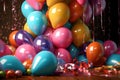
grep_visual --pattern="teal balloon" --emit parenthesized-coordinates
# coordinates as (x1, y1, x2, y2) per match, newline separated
(27, 11, 47, 35)
(0, 55, 26, 73)
(77, 54, 88, 63)
(31, 51, 57, 76)
(106, 54, 120, 66)
(21, 1, 35, 18)
(64, 22, 72, 29)
(67, 44, 79, 59)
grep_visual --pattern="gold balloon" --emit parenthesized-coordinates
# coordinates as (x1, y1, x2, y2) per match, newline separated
(24, 23, 36, 37)
(46, 0, 64, 7)
(48, 2, 70, 29)
(71, 20, 91, 47)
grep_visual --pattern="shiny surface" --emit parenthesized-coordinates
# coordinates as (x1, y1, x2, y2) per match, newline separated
(69, 0, 83, 22)
(31, 51, 57, 76)
(48, 3, 70, 28)
(0, 55, 26, 73)
(15, 44, 36, 63)
(86, 42, 104, 64)
(27, 11, 47, 35)
(46, 0, 64, 7)
(71, 20, 91, 47)
(51, 27, 72, 48)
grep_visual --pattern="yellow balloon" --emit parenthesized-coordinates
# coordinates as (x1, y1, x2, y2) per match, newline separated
(71, 20, 91, 47)
(24, 23, 36, 37)
(46, 0, 64, 7)
(48, 2, 70, 29)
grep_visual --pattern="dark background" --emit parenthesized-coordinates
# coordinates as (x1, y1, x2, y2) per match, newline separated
(0, 0, 119, 46)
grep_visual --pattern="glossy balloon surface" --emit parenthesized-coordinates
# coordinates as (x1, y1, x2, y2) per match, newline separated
(46, 0, 64, 7)
(77, 54, 88, 63)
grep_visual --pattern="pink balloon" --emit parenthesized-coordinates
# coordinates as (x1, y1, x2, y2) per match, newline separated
(77, 0, 87, 6)
(15, 44, 36, 63)
(103, 40, 117, 58)
(26, 0, 44, 10)
(55, 48, 72, 63)
(82, 4, 92, 24)
(51, 27, 72, 48)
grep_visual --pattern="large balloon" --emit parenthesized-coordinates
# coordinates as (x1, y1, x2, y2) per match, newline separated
(15, 44, 36, 63)
(21, 1, 35, 18)
(55, 48, 72, 63)
(46, 0, 64, 7)
(9, 30, 18, 47)
(106, 54, 120, 66)
(15, 30, 33, 46)
(31, 51, 57, 76)
(0, 55, 26, 73)
(27, 11, 47, 35)
(48, 3, 70, 29)
(103, 40, 117, 58)
(33, 35, 54, 52)
(69, 0, 83, 22)
(51, 27, 72, 48)
(71, 20, 91, 47)
(86, 42, 104, 64)
(26, 0, 44, 10)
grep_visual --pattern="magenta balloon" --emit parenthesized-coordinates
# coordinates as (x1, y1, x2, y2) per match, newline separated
(77, 0, 87, 6)
(103, 40, 117, 58)
(82, 4, 92, 24)
(55, 48, 72, 63)
(15, 44, 36, 63)
(51, 27, 72, 48)
(90, 0, 106, 16)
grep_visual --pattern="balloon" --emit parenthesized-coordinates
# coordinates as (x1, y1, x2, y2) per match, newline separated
(31, 51, 57, 76)
(27, 11, 47, 35)
(64, 21, 72, 29)
(21, 1, 35, 18)
(0, 55, 26, 73)
(93, 56, 106, 66)
(90, 0, 106, 16)
(15, 44, 36, 63)
(106, 54, 120, 66)
(37, 0, 46, 3)
(9, 30, 18, 47)
(67, 44, 80, 59)
(77, 0, 87, 6)
(7, 45, 16, 55)
(116, 47, 120, 54)
(0, 63, 3, 70)
(51, 27, 72, 48)
(26, 0, 44, 10)
(15, 30, 33, 46)
(46, 0, 64, 7)
(48, 3, 70, 29)
(55, 48, 72, 63)
(103, 40, 117, 58)
(23, 59, 32, 69)
(77, 54, 88, 63)
(24, 23, 36, 37)
(82, 4, 92, 24)
(71, 20, 91, 47)
(33, 35, 54, 52)
(86, 42, 104, 64)
(69, 0, 83, 22)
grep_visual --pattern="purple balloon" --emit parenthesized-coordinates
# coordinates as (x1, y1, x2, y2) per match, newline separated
(103, 40, 118, 58)
(33, 35, 54, 53)
(15, 30, 33, 46)
(90, 0, 106, 16)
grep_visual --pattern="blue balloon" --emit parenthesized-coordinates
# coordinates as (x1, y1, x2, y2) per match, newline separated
(64, 22, 72, 29)
(67, 44, 79, 59)
(31, 51, 57, 76)
(0, 55, 26, 73)
(21, 1, 35, 18)
(77, 54, 88, 63)
(27, 11, 47, 35)
(106, 54, 120, 66)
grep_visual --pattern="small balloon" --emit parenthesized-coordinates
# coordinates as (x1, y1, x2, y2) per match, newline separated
(31, 51, 57, 76)
(15, 44, 36, 63)
(48, 2, 70, 29)
(27, 11, 47, 35)
(77, 54, 88, 63)
(51, 27, 72, 48)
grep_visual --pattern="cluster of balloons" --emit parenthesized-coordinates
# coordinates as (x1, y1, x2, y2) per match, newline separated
(1, 0, 120, 76)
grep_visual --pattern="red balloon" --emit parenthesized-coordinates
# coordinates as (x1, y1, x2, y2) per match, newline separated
(86, 42, 104, 64)
(69, 0, 83, 22)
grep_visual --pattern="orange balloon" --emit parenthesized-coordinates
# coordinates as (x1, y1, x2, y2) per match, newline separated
(71, 20, 91, 47)
(86, 42, 104, 64)
(9, 30, 18, 47)
(23, 59, 32, 69)
(69, 0, 83, 22)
